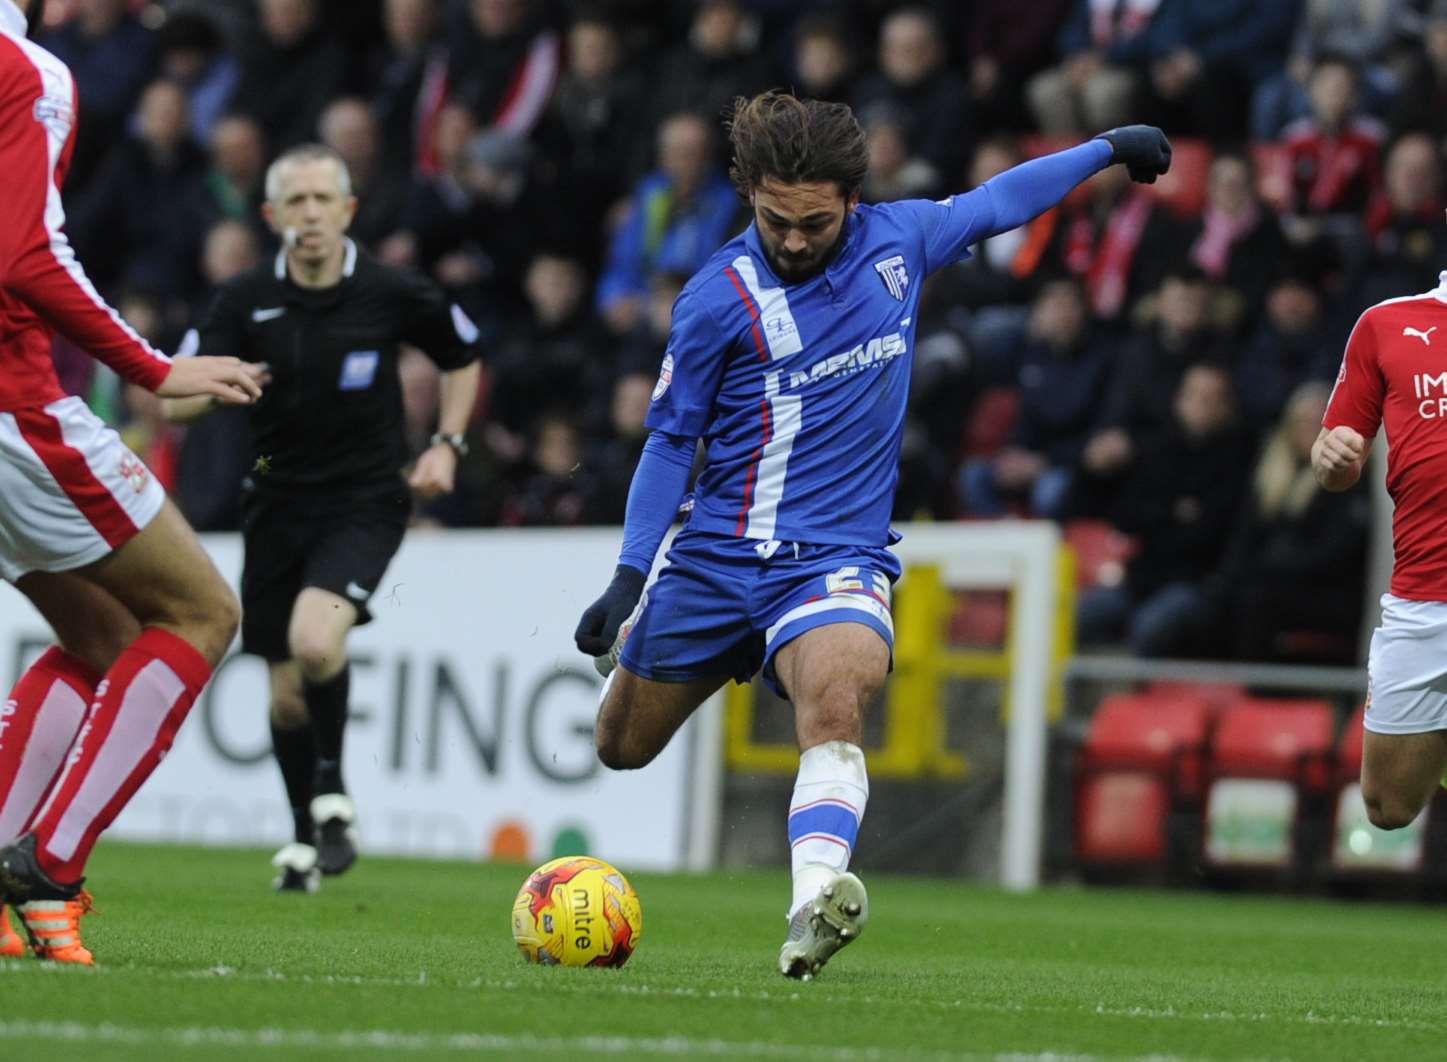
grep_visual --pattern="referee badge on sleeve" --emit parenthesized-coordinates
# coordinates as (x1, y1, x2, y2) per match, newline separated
(339, 350, 380, 390)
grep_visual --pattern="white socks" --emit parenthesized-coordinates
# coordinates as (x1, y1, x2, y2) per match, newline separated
(787, 740, 868, 917)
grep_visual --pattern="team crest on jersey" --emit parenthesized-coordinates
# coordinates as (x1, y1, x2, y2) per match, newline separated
(653, 353, 674, 401)
(117, 456, 150, 494)
(874, 255, 909, 301)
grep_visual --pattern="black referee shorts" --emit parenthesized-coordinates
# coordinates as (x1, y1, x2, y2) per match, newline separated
(239, 484, 410, 662)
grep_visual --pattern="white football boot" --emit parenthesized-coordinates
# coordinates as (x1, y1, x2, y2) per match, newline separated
(271, 842, 321, 893)
(777, 871, 869, 980)
(310, 793, 359, 876)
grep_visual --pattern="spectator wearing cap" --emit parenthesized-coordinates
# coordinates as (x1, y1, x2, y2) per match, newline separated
(596, 112, 740, 335)
(154, 9, 239, 142)
(448, 0, 561, 138)
(852, 6, 973, 187)
(233, 0, 353, 150)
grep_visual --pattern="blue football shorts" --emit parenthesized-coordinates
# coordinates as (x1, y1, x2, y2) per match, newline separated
(617, 528, 902, 698)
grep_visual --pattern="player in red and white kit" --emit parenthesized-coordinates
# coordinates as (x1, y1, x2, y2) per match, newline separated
(1316, 267, 1447, 835)
(0, 0, 266, 964)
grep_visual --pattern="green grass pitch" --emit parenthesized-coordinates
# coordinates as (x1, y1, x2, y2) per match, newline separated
(1, 842, 1444, 1060)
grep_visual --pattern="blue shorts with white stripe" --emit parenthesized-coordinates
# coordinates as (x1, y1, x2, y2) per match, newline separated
(617, 527, 900, 698)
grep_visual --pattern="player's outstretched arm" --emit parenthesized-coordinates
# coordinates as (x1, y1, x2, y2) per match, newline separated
(574, 430, 695, 659)
(1312, 425, 1369, 491)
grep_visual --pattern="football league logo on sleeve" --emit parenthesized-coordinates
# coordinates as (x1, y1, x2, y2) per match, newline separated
(652, 353, 674, 401)
(874, 255, 909, 301)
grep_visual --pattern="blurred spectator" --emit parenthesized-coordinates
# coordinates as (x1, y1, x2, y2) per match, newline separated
(199, 113, 268, 226)
(489, 252, 611, 440)
(619, 270, 688, 381)
(538, 11, 648, 266)
(650, 0, 773, 133)
(234, 0, 352, 151)
(1280, 55, 1386, 233)
(1139, 0, 1297, 140)
(1252, 0, 1412, 139)
(852, 7, 972, 186)
(1080, 266, 1226, 484)
(960, 278, 1113, 519)
(1041, 163, 1184, 326)
(1184, 152, 1288, 328)
(1077, 363, 1253, 655)
(588, 372, 656, 524)
(116, 291, 181, 491)
(174, 219, 261, 532)
(860, 103, 939, 202)
(1348, 132, 1447, 312)
(500, 415, 604, 527)
(385, 103, 478, 272)
(40, 0, 156, 193)
(1391, 1, 1447, 139)
(155, 9, 240, 142)
(398, 344, 442, 456)
(1207, 381, 1368, 662)
(964, 0, 1072, 131)
(596, 112, 739, 334)
(372, 0, 448, 175)
(791, 13, 857, 105)
(318, 97, 410, 250)
(70, 80, 209, 298)
(448, 0, 561, 137)
(1234, 272, 1336, 435)
(1027, 0, 1161, 136)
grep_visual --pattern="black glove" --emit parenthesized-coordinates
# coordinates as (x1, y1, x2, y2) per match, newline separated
(1096, 125, 1172, 184)
(574, 564, 647, 657)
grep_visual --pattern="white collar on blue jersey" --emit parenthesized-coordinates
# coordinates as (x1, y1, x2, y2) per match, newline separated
(0, 2, 27, 39)
(273, 237, 358, 282)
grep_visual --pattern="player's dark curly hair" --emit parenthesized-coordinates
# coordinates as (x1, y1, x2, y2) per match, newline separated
(726, 91, 869, 200)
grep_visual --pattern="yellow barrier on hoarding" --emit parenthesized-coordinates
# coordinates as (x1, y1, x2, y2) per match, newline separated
(725, 546, 1077, 777)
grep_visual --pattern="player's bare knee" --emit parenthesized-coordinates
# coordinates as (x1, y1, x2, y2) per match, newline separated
(288, 631, 342, 680)
(594, 724, 652, 771)
(1364, 790, 1421, 831)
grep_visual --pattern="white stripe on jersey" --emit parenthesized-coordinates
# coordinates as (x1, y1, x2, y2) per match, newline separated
(765, 593, 895, 648)
(747, 371, 802, 540)
(731, 255, 802, 359)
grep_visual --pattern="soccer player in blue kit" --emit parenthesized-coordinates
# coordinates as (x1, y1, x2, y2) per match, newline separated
(575, 92, 1170, 979)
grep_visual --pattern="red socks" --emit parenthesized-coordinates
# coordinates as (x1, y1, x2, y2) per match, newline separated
(29, 628, 211, 883)
(0, 647, 97, 845)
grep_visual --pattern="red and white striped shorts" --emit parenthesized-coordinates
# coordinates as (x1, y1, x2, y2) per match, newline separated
(0, 396, 165, 582)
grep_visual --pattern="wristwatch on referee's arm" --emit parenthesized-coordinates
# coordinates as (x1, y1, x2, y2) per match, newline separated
(430, 431, 469, 458)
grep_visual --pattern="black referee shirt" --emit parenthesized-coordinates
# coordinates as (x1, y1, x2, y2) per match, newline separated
(184, 240, 479, 492)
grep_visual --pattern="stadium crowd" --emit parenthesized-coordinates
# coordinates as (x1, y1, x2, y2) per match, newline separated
(41, 0, 1445, 664)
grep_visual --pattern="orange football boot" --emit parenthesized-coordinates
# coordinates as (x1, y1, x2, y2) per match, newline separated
(16, 891, 96, 965)
(0, 907, 23, 959)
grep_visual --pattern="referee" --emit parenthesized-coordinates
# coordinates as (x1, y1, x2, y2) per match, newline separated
(164, 144, 482, 892)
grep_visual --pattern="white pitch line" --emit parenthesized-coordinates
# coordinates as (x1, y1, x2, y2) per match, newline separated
(2, 960, 1441, 1036)
(0, 1020, 1184, 1062)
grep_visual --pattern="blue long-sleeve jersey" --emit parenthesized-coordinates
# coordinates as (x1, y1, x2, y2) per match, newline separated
(620, 139, 1114, 570)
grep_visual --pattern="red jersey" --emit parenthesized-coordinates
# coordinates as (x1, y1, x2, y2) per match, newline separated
(0, 5, 169, 411)
(1325, 277, 1447, 600)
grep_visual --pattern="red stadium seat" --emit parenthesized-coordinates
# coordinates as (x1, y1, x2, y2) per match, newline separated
(1336, 702, 1367, 779)
(1149, 138, 1211, 218)
(1143, 680, 1244, 714)
(1210, 697, 1335, 789)
(1062, 520, 1138, 590)
(1074, 692, 1213, 866)
(1202, 697, 1336, 872)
